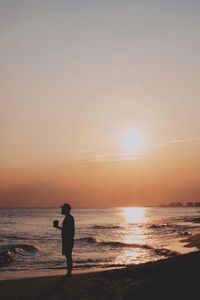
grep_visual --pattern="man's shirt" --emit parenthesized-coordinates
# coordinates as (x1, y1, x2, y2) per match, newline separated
(62, 214, 75, 242)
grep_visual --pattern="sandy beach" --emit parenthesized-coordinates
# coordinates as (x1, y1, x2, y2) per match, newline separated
(1, 241, 200, 300)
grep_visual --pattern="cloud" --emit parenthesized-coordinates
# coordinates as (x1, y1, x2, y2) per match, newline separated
(76, 148, 94, 153)
(153, 143, 165, 148)
(76, 136, 200, 162)
(168, 136, 200, 144)
(76, 152, 143, 163)
(153, 136, 200, 148)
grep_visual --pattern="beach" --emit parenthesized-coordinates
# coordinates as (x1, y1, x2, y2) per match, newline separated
(1, 207, 200, 279)
(1, 246, 200, 300)
(1, 208, 200, 299)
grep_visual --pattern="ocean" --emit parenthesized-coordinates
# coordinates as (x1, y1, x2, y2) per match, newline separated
(0, 207, 200, 280)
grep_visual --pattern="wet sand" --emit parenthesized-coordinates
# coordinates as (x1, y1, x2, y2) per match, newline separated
(181, 232, 200, 248)
(1, 248, 200, 300)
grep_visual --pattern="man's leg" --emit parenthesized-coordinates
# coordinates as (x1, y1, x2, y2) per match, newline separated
(66, 249, 73, 275)
(65, 246, 73, 277)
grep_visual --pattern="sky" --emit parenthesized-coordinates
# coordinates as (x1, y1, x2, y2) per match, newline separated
(0, 0, 200, 207)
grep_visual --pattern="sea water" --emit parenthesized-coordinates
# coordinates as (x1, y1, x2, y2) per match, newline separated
(0, 207, 200, 280)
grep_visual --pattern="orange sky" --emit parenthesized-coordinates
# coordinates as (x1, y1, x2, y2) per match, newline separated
(1, 1, 200, 207)
(1, 140, 200, 207)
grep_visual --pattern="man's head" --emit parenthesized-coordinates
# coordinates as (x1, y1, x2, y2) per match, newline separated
(61, 203, 71, 215)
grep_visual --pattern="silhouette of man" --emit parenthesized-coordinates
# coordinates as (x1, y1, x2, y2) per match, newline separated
(53, 203, 75, 278)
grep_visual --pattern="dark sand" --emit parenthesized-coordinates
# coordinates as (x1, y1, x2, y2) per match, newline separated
(1, 248, 200, 300)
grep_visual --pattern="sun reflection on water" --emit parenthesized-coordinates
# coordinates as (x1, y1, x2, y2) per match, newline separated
(115, 207, 149, 265)
(122, 207, 146, 224)
(121, 207, 147, 243)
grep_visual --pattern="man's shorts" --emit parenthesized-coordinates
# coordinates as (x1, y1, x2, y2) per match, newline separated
(62, 240, 74, 256)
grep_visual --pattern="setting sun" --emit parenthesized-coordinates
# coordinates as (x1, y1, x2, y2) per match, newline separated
(121, 130, 149, 155)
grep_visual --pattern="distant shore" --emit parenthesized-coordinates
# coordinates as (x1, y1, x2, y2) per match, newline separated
(1, 233, 200, 300)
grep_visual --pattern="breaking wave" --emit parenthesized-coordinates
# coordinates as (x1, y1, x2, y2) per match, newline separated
(92, 225, 123, 229)
(148, 223, 192, 236)
(77, 237, 97, 244)
(0, 244, 39, 267)
(76, 237, 178, 257)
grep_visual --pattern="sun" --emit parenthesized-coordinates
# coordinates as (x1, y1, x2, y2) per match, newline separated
(122, 130, 147, 153)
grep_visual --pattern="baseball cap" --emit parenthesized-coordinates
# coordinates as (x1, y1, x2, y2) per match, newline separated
(60, 203, 71, 211)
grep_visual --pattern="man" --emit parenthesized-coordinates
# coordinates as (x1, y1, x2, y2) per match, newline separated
(53, 203, 75, 278)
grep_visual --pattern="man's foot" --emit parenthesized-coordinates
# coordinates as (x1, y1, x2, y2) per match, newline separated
(63, 273, 72, 280)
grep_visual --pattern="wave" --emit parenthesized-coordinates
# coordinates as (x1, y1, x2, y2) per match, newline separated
(0, 233, 60, 243)
(76, 237, 151, 248)
(76, 236, 179, 257)
(76, 237, 97, 244)
(10, 244, 39, 253)
(148, 223, 169, 229)
(92, 225, 123, 229)
(0, 234, 30, 240)
(99, 241, 152, 249)
(75, 236, 147, 248)
(153, 248, 178, 257)
(183, 217, 200, 224)
(148, 223, 191, 236)
(75, 258, 108, 264)
(0, 244, 39, 267)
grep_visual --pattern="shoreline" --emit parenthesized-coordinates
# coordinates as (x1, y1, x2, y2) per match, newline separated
(1, 250, 200, 300)
(1, 233, 200, 299)
(181, 232, 200, 248)
(0, 266, 119, 282)
(1, 232, 199, 282)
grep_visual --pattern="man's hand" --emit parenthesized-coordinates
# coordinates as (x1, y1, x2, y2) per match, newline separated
(53, 220, 59, 228)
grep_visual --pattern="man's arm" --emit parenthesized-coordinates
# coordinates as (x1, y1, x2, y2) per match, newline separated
(53, 220, 62, 230)
(54, 225, 62, 230)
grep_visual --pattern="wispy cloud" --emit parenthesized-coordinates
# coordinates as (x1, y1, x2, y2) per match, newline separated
(153, 136, 200, 148)
(153, 143, 165, 148)
(76, 148, 94, 153)
(76, 152, 143, 163)
(168, 136, 200, 144)
(75, 136, 200, 163)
